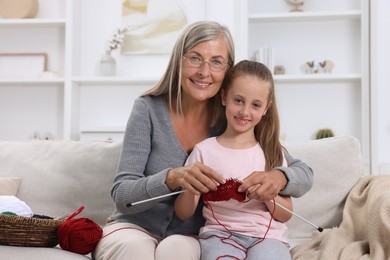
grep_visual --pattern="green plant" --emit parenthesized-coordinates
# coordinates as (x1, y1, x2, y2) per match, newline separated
(315, 128, 334, 139)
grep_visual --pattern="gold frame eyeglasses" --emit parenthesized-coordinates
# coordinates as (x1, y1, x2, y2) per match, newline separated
(183, 56, 228, 72)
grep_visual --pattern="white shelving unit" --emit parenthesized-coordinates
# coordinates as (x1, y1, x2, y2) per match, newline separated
(241, 0, 371, 171)
(73, 76, 159, 141)
(0, 0, 67, 141)
(0, 0, 160, 141)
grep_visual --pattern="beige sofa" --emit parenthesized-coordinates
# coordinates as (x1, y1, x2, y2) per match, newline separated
(0, 135, 363, 259)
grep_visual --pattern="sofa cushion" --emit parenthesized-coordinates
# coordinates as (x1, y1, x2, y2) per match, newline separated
(283, 135, 364, 248)
(0, 177, 21, 195)
(0, 140, 122, 226)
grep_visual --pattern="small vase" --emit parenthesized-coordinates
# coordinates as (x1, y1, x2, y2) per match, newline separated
(99, 52, 116, 76)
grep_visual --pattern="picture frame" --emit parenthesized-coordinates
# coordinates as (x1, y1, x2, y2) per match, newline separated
(121, 0, 188, 54)
(0, 53, 48, 78)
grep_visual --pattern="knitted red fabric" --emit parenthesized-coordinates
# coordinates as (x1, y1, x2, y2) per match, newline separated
(202, 178, 246, 202)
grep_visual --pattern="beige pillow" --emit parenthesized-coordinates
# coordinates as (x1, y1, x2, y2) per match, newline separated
(284, 136, 364, 248)
(0, 177, 22, 196)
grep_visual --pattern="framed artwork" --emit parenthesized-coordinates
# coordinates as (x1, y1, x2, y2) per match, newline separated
(0, 53, 47, 78)
(121, 0, 188, 54)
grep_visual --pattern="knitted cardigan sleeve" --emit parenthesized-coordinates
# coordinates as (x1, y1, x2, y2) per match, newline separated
(275, 151, 314, 198)
(111, 96, 186, 213)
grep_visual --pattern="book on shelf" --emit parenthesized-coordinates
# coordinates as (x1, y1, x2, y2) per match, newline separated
(254, 46, 275, 74)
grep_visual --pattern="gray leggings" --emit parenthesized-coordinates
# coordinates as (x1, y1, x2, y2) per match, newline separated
(199, 231, 291, 260)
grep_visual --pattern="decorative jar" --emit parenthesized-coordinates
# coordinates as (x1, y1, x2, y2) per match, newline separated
(99, 52, 116, 76)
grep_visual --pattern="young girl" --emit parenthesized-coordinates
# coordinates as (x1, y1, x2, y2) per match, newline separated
(174, 60, 292, 260)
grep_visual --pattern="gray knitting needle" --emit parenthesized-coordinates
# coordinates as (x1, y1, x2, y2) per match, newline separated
(126, 190, 323, 232)
(272, 199, 323, 232)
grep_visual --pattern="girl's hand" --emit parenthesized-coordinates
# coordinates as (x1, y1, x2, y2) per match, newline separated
(238, 169, 287, 201)
(166, 162, 225, 195)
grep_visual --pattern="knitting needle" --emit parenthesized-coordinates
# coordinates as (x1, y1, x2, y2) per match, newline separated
(126, 190, 324, 232)
(272, 200, 323, 232)
(126, 190, 186, 207)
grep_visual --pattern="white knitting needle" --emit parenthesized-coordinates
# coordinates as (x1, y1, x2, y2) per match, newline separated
(272, 199, 323, 232)
(126, 190, 323, 232)
(126, 190, 186, 207)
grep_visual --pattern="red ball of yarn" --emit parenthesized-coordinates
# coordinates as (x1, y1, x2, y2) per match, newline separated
(57, 206, 103, 255)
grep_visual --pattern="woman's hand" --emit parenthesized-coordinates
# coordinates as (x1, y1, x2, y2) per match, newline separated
(238, 169, 287, 201)
(166, 162, 225, 195)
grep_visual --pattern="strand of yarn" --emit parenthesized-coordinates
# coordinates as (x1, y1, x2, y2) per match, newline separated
(57, 206, 103, 255)
(101, 226, 163, 241)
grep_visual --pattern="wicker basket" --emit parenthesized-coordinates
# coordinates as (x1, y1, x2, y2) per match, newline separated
(0, 214, 63, 247)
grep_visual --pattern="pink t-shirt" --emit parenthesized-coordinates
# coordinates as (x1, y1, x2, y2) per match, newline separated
(186, 137, 288, 243)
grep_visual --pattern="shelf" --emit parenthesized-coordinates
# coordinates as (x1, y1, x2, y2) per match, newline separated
(274, 74, 361, 83)
(0, 78, 65, 85)
(73, 76, 160, 85)
(249, 10, 361, 23)
(80, 126, 125, 133)
(79, 126, 125, 142)
(0, 19, 66, 28)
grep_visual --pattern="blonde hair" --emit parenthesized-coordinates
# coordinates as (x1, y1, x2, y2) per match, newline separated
(142, 21, 235, 126)
(216, 60, 285, 170)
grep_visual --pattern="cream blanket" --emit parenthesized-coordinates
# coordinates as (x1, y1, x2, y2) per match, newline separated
(291, 175, 390, 260)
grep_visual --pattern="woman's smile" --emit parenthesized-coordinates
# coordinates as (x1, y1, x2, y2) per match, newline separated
(191, 79, 211, 90)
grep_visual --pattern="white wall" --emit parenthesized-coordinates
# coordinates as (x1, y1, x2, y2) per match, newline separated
(75, 0, 243, 78)
(372, 0, 390, 173)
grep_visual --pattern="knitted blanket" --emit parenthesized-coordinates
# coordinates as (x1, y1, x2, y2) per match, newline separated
(291, 175, 390, 260)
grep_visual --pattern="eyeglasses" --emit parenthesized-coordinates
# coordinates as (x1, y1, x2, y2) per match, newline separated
(183, 56, 228, 72)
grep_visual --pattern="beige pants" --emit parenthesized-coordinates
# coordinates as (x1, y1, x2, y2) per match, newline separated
(93, 222, 201, 260)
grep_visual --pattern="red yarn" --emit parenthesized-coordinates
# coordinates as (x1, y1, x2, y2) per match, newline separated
(57, 206, 103, 255)
(202, 178, 246, 202)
